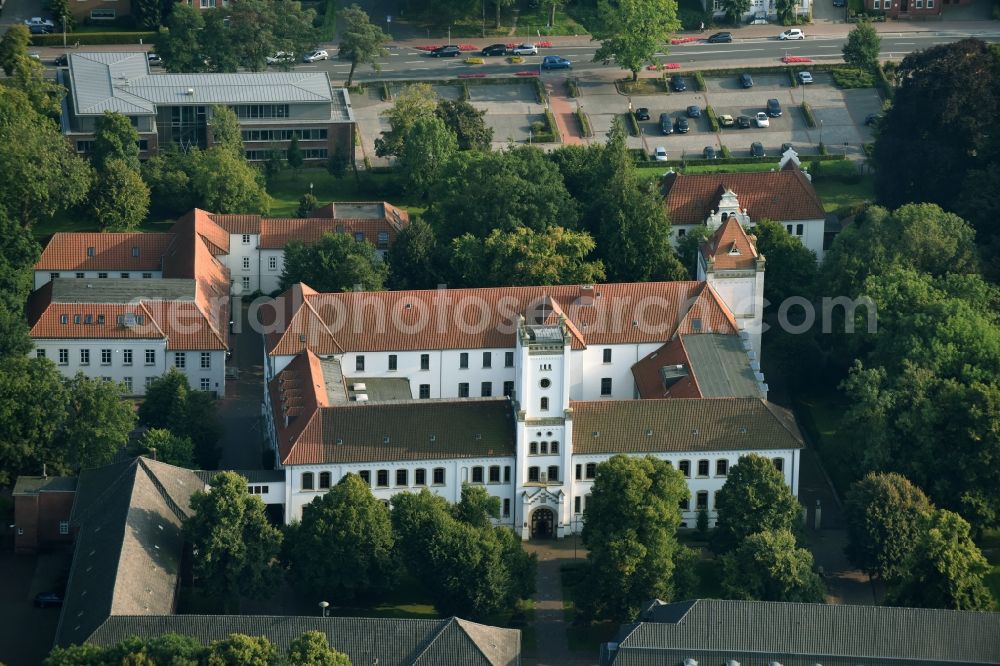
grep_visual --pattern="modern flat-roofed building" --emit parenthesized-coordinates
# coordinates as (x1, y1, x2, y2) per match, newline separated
(59, 52, 355, 165)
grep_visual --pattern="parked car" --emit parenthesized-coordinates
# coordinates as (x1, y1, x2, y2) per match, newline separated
(653, 146, 669, 162)
(706, 32, 732, 43)
(703, 146, 718, 159)
(303, 49, 329, 62)
(34, 592, 63, 609)
(635, 107, 650, 121)
(739, 73, 754, 88)
(675, 116, 690, 133)
(833, 0, 846, 6)
(686, 105, 701, 118)
(737, 115, 752, 129)
(798, 71, 814, 84)
(29, 23, 53, 34)
(147, 53, 163, 66)
(542, 55, 572, 69)
(430, 45, 462, 57)
(54, 54, 69, 67)
(481, 43, 508, 56)
(865, 113, 883, 126)
(511, 43, 538, 55)
(779, 28, 805, 40)
(266, 51, 295, 65)
(24, 17, 55, 28)
(719, 114, 735, 127)
(659, 113, 673, 135)
(781, 142, 795, 153)
(766, 98, 782, 117)
(755, 112, 770, 128)
(669, 75, 686, 92)
(750, 142, 766, 158)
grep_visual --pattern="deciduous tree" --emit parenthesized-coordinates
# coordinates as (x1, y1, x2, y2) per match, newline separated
(189, 147, 270, 214)
(436, 99, 493, 151)
(54, 374, 136, 471)
(286, 136, 304, 171)
(578, 455, 692, 622)
(156, 4, 207, 73)
(713, 454, 801, 553)
(375, 83, 438, 157)
(775, 0, 797, 24)
(10, 55, 65, 119)
(130, 428, 195, 468)
(398, 115, 457, 198)
(720, 0, 751, 24)
(721, 529, 826, 602)
(0, 209, 41, 312)
(93, 111, 141, 171)
(185, 472, 284, 611)
(139, 369, 222, 469)
(286, 632, 352, 666)
(285, 474, 397, 603)
(0, 357, 67, 485)
(752, 218, 817, 306)
(0, 25, 30, 76)
(280, 232, 388, 292)
(296, 192, 319, 218)
(842, 20, 882, 72)
(142, 147, 196, 217)
(592, 0, 680, 81)
(338, 4, 389, 87)
(387, 217, 444, 290)
(89, 159, 150, 231)
(209, 105, 244, 156)
(205, 634, 278, 666)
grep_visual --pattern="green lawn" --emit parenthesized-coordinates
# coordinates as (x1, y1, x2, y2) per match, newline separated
(33, 212, 174, 241)
(266, 168, 420, 217)
(511, 5, 590, 36)
(813, 175, 876, 214)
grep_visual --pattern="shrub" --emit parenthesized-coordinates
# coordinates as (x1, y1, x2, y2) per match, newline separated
(875, 63, 895, 101)
(801, 102, 817, 128)
(508, 55, 524, 64)
(380, 82, 391, 101)
(625, 112, 640, 137)
(567, 78, 580, 98)
(818, 141, 829, 155)
(576, 108, 592, 137)
(460, 82, 471, 101)
(463, 57, 484, 65)
(533, 78, 548, 104)
(720, 145, 731, 158)
(694, 71, 707, 91)
(788, 69, 799, 87)
(30, 31, 157, 46)
(706, 105, 720, 132)
(831, 67, 875, 89)
(696, 508, 710, 537)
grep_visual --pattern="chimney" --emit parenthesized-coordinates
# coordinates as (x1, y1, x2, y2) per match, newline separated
(150, 447, 157, 461)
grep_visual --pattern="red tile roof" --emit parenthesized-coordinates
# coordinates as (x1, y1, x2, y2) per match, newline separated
(631, 338, 703, 399)
(268, 350, 329, 462)
(663, 167, 825, 225)
(208, 213, 262, 235)
(35, 233, 174, 272)
(258, 218, 404, 250)
(264, 281, 741, 357)
(28, 301, 165, 341)
(700, 217, 760, 271)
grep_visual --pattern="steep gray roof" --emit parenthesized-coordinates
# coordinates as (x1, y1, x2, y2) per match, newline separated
(680, 334, 762, 398)
(604, 599, 1000, 666)
(55, 458, 206, 648)
(86, 615, 520, 665)
(51, 278, 196, 304)
(67, 52, 341, 116)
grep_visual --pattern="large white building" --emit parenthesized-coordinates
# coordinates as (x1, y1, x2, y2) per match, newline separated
(263, 221, 804, 538)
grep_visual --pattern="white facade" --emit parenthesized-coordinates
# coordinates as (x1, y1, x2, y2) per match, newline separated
(34, 270, 163, 291)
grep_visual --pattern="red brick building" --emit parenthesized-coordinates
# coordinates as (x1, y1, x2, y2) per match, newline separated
(867, 0, 973, 18)
(13, 476, 77, 554)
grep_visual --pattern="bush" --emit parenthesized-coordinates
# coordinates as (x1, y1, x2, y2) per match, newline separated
(875, 64, 895, 101)
(460, 82, 471, 101)
(694, 71, 707, 91)
(463, 57, 484, 65)
(30, 31, 158, 46)
(533, 78, 548, 104)
(788, 69, 799, 88)
(801, 101, 817, 128)
(818, 141, 829, 155)
(567, 78, 580, 98)
(625, 112, 640, 137)
(508, 55, 524, 64)
(831, 67, 875, 89)
(706, 105, 720, 132)
(720, 145, 732, 158)
(576, 108, 592, 137)
(380, 82, 391, 101)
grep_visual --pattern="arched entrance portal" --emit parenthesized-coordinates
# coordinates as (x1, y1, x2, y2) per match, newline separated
(531, 507, 555, 538)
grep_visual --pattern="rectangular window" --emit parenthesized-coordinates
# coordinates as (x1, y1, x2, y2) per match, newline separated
(503, 498, 510, 518)
(786, 223, 794, 234)
(458, 382, 469, 398)
(433, 467, 445, 485)
(679, 460, 691, 478)
(142, 273, 152, 279)
(716, 459, 728, 477)
(377, 470, 389, 487)
(268, 256, 278, 271)
(98, 273, 108, 279)
(76, 273, 85, 279)
(773, 457, 785, 473)
(132, 246, 140, 258)
(302, 472, 314, 490)
(696, 491, 709, 510)
(50, 272, 59, 281)
(90, 7, 116, 18)
(145, 377, 155, 389)
(419, 384, 430, 399)
(585, 462, 596, 479)
(318, 472, 331, 490)
(59, 521, 70, 535)
(574, 496, 581, 513)
(145, 349, 156, 365)
(504, 466, 511, 483)
(602, 348, 612, 363)
(459, 352, 468, 369)
(123, 349, 133, 366)
(101, 349, 112, 365)
(482, 352, 492, 368)
(680, 497, 690, 511)
(242, 234, 251, 245)
(396, 469, 408, 486)
(356, 355, 365, 372)
(503, 381, 514, 397)
(201, 352, 211, 369)
(697, 460, 710, 477)
(80, 349, 90, 365)
(242, 257, 250, 270)
(377, 232, 390, 249)
(472, 467, 484, 483)
(540, 397, 549, 411)
(123, 377, 133, 393)
(36, 349, 46, 359)
(241, 276, 250, 291)
(600, 378, 612, 396)
(415, 468, 426, 486)
(174, 352, 186, 369)
(575, 464, 582, 480)
(528, 467, 539, 482)
(796, 223, 804, 236)
(481, 382, 492, 397)
(359, 470, 371, 486)
(872, 0, 880, 7)
(388, 354, 397, 371)
(547, 466, 559, 482)
(927, 0, 933, 7)
(505, 351, 514, 367)
(200, 378, 211, 391)
(420, 353, 429, 370)
(489, 465, 500, 483)
(120, 273, 129, 279)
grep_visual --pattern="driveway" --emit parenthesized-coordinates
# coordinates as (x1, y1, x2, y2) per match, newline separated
(216, 299, 267, 470)
(0, 550, 68, 666)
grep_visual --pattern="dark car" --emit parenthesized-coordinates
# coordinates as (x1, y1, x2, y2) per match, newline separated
(737, 115, 752, 129)
(706, 32, 733, 43)
(542, 55, 572, 70)
(750, 142, 765, 158)
(766, 98, 782, 117)
(833, 0, 846, 6)
(739, 73, 754, 88)
(675, 116, 690, 133)
(431, 45, 462, 57)
(34, 592, 63, 609)
(670, 75, 686, 92)
(635, 107, 650, 121)
(54, 54, 68, 67)
(29, 23, 54, 34)
(686, 105, 701, 118)
(703, 146, 718, 159)
(781, 142, 795, 154)
(865, 112, 883, 126)
(481, 43, 508, 56)
(659, 113, 673, 135)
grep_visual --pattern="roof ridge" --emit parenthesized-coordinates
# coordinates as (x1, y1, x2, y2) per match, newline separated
(408, 617, 459, 664)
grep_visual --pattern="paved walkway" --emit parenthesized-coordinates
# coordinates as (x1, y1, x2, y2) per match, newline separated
(545, 79, 583, 146)
(216, 300, 266, 470)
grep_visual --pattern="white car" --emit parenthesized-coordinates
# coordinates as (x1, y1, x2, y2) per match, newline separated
(653, 146, 669, 162)
(798, 71, 813, 84)
(755, 112, 770, 128)
(266, 51, 295, 65)
(303, 49, 329, 62)
(779, 28, 805, 40)
(24, 17, 55, 28)
(511, 43, 538, 56)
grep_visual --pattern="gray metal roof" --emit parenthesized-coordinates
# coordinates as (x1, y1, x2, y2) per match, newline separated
(603, 599, 1000, 666)
(67, 52, 345, 117)
(193, 469, 285, 485)
(12, 475, 77, 495)
(681, 334, 762, 398)
(343, 376, 414, 402)
(51, 278, 196, 304)
(86, 615, 520, 665)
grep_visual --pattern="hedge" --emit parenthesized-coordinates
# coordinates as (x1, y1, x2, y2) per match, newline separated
(706, 105, 720, 132)
(567, 78, 580, 98)
(576, 108, 592, 138)
(30, 31, 157, 46)
(634, 152, 847, 167)
(533, 77, 548, 105)
(625, 112, 640, 137)
(831, 68, 875, 89)
(380, 82, 392, 101)
(689, 63, 847, 78)
(720, 145, 732, 158)
(788, 69, 799, 88)
(801, 102, 817, 128)
(694, 71, 707, 92)
(460, 82, 471, 101)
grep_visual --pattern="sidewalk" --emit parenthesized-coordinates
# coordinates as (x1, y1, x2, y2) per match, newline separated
(523, 539, 595, 666)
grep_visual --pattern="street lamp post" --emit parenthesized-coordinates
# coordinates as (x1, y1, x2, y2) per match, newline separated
(819, 119, 824, 147)
(319, 601, 330, 617)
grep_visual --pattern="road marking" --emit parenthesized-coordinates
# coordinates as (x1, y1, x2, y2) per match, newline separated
(671, 47, 769, 54)
(814, 45, 840, 48)
(413, 67, 429, 70)
(404, 60, 424, 64)
(896, 42, 915, 45)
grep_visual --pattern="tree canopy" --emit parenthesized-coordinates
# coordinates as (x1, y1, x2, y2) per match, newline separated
(89, 158, 150, 231)
(722, 529, 825, 602)
(280, 232, 389, 292)
(387, 218, 443, 290)
(138, 369, 222, 468)
(842, 21, 882, 72)
(436, 99, 493, 152)
(398, 115, 457, 198)
(54, 373, 137, 471)
(0, 25, 30, 76)
(93, 111, 141, 171)
(713, 454, 801, 553)
(752, 218, 817, 306)
(130, 428, 196, 468)
(375, 83, 439, 158)
(592, 0, 680, 81)
(338, 4, 389, 87)
(578, 455, 693, 622)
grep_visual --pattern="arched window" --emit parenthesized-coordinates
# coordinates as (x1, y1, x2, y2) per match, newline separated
(318, 471, 331, 489)
(472, 466, 484, 483)
(550, 441, 559, 454)
(696, 491, 709, 510)
(530, 441, 538, 455)
(540, 397, 549, 410)
(697, 459, 710, 477)
(301, 472, 314, 490)
(540, 441, 548, 454)
(678, 460, 691, 478)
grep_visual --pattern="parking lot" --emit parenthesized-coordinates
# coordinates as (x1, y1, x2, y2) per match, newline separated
(578, 70, 882, 159)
